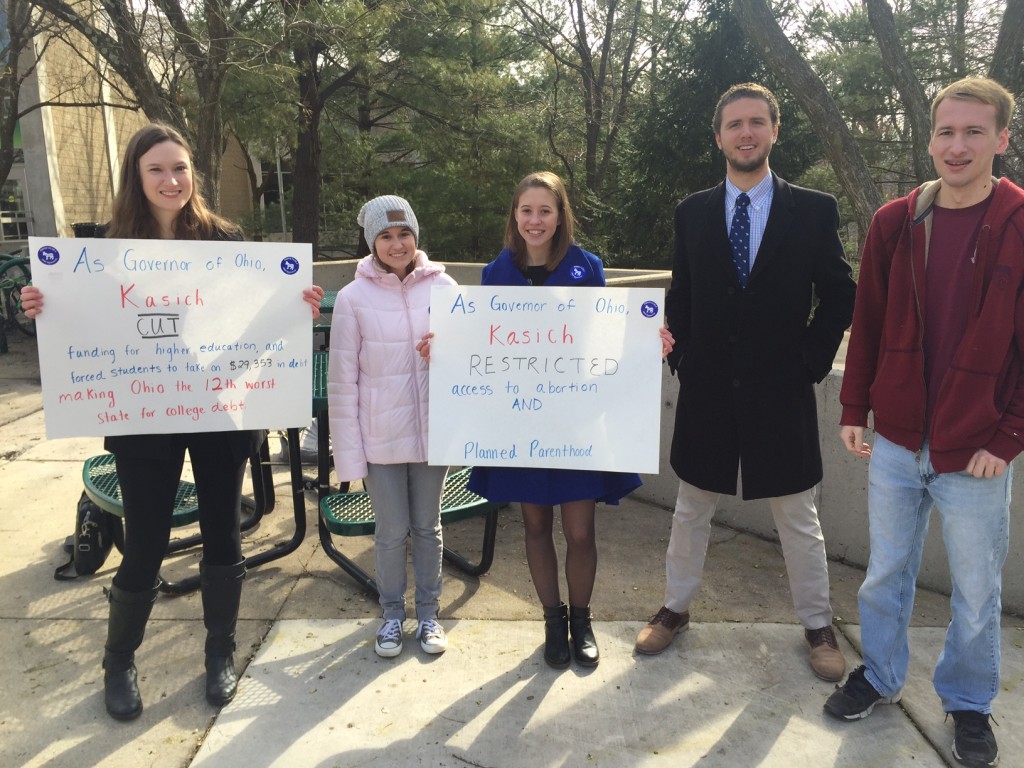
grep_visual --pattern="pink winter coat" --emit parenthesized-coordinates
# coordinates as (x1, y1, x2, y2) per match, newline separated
(328, 252, 457, 482)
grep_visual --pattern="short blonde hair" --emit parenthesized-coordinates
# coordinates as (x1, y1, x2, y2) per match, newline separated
(931, 77, 1015, 133)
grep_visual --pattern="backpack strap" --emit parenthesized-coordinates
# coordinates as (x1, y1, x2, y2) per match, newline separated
(54, 536, 77, 580)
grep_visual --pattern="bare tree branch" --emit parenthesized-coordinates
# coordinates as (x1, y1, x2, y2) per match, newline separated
(1, 0, 34, 184)
(732, 0, 882, 236)
(862, 0, 932, 184)
(30, 0, 261, 207)
(512, 0, 649, 219)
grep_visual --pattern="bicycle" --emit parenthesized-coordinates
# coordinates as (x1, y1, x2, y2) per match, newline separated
(0, 255, 35, 354)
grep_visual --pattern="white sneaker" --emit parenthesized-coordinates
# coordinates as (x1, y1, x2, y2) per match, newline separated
(375, 618, 404, 658)
(416, 619, 448, 654)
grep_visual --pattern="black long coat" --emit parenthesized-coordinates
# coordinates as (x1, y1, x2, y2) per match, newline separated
(665, 173, 856, 500)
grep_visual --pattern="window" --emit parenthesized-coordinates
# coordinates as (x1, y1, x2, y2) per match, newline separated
(1, 179, 29, 242)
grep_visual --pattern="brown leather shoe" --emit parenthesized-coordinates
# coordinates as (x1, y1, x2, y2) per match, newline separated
(635, 606, 689, 655)
(806, 625, 846, 682)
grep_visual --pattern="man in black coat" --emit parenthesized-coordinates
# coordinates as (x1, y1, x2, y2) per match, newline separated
(635, 83, 856, 682)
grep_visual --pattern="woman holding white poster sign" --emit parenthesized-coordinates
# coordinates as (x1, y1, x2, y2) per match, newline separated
(461, 172, 672, 669)
(327, 195, 457, 659)
(20, 123, 323, 721)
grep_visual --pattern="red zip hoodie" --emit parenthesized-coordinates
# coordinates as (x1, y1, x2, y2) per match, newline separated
(840, 176, 1024, 473)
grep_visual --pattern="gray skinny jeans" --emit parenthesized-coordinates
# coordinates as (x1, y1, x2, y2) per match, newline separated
(364, 462, 447, 621)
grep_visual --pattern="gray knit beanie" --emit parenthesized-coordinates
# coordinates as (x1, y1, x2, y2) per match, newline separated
(357, 195, 419, 255)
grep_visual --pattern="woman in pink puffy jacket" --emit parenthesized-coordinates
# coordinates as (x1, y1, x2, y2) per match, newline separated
(327, 195, 456, 659)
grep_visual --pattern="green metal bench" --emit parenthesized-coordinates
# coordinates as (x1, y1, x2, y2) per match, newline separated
(81, 437, 304, 595)
(84, 453, 199, 525)
(318, 466, 500, 597)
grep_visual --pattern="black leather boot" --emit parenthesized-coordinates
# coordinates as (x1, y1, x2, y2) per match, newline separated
(103, 583, 158, 721)
(569, 605, 600, 667)
(200, 560, 245, 706)
(542, 603, 571, 669)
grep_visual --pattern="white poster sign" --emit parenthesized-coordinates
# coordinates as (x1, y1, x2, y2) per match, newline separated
(28, 237, 313, 438)
(428, 285, 665, 474)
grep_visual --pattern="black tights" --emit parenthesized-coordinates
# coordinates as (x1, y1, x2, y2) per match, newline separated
(111, 433, 247, 592)
(521, 500, 597, 609)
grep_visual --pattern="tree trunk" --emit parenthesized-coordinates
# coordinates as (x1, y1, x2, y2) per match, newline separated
(570, 0, 601, 202)
(863, 0, 932, 185)
(194, 74, 225, 211)
(731, 0, 883, 238)
(953, 0, 968, 78)
(990, 0, 1024, 94)
(0, 0, 30, 187)
(188, 0, 232, 210)
(290, 38, 323, 253)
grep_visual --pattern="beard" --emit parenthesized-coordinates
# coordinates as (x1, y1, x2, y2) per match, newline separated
(724, 145, 772, 175)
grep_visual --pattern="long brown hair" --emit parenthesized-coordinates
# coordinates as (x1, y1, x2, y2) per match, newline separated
(105, 123, 239, 240)
(503, 171, 576, 271)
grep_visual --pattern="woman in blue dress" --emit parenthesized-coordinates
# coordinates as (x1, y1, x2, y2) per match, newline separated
(467, 172, 664, 669)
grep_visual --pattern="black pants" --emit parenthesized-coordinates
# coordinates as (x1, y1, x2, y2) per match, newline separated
(110, 432, 249, 592)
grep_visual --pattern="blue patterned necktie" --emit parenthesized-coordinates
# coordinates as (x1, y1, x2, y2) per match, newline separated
(729, 192, 751, 287)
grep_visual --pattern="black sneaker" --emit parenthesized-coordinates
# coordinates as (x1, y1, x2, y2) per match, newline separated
(824, 665, 901, 720)
(951, 710, 999, 767)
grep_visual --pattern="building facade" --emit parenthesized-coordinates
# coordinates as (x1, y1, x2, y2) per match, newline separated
(3, 21, 252, 253)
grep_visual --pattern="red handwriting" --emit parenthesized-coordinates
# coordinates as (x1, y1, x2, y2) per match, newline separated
(488, 324, 575, 347)
(97, 409, 130, 424)
(166, 404, 205, 421)
(59, 388, 116, 408)
(120, 284, 205, 309)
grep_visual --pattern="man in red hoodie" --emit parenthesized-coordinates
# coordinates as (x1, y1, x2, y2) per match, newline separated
(826, 77, 1023, 768)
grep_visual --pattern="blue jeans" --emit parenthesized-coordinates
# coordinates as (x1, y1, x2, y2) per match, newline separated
(859, 435, 1010, 713)
(364, 462, 447, 622)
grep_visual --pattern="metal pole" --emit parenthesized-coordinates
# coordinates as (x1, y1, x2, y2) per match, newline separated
(275, 143, 287, 238)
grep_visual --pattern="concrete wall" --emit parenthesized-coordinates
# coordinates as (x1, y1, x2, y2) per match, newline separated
(12, 29, 252, 239)
(25, 27, 148, 236)
(310, 259, 1024, 615)
(636, 363, 1024, 616)
(310, 259, 670, 290)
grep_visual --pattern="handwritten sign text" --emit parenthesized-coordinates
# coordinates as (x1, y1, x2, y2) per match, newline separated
(428, 285, 664, 473)
(29, 237, 312, 438)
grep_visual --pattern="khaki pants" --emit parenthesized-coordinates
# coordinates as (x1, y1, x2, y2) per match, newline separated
(663, 479, 833, 629)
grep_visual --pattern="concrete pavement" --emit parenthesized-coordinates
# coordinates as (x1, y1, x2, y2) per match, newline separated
(2, 331, 1022, 768)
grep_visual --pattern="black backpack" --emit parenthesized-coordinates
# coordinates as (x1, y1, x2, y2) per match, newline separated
(54, 492, 125, 580)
